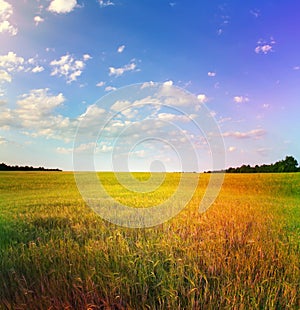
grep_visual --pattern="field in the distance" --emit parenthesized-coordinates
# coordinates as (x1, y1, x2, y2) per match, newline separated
(0, 172, 299, 309)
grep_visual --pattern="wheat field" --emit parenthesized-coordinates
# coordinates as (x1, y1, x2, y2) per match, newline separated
(0, 172, 299, 309)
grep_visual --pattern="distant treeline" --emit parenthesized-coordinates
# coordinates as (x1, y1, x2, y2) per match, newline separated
(0, 163, 62, 171)
(226, 156, 299, 173)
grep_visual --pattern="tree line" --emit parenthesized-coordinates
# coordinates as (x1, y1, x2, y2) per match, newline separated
(226, 156, 299, 173)
(0, 163, 62, 171)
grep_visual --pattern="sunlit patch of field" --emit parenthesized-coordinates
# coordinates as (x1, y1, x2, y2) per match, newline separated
(0, 172, 299, 309)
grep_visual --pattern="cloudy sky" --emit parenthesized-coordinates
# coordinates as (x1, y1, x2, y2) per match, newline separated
(0, 0, 300, 171)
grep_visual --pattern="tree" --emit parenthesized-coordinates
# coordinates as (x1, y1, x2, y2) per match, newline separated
(225, 156, 299, 173)
(282, 156, 298, 172)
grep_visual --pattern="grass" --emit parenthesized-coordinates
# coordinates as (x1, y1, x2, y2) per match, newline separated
(0, 172, 299, 309)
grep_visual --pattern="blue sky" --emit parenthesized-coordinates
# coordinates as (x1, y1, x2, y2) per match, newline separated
(0, 0, 300, 171)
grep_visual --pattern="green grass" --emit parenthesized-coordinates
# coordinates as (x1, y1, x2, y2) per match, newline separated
(0, 172, 299, 309)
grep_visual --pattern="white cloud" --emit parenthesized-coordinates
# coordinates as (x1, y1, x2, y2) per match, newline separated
(228, 146, 236, 152)
(208, 71, 216, 77)
(117, 45, 126, 53)
(156, 84, 195, 108)
(0, 69, 11, 82)
(0, 52, 24, 71)
(262, 103, 270, 109)
(75, 142, 96, 153)
(233, 96, 249, 103)
(0, 106, 13, 128)
(130, 149, 146, 158)
(223, 129, 265, 139)
(256, 147, 271, 156)
(0, 52, 25, 83)
(34, 16, 44, 26)
(109, 61, 136, 77)
(163, 80, 173, 86)
(215, 8, 230, 37)
(293, 66, 300, 70)
(1, 84, 221, 172)
(28, 58, 35, 65)
(32, 66, 44, 73)
(98, 0, 114, 7)
(46, 47, 55, 53)
(141, 81, 155, 89)
(78, 104, 105, 126)
(96, 81, 105, 87)
(47, 87, 219, 171)
(121, 108, 138, 119)
(0, 135, 8, 145)
(210, 110, 216, 118)
(250, 9, 260, 18)
(217, 28, 223, 36)
(56, 146, 71, 154)
(157, 113, 191, 123)
(50, 54, 90, 83)
(58, 142, 114, 155)
(105, 85, 117, 92)
(109, 100, 139, 119)
(0, 20, 16, 35)
(0, 88, 76, 141)
(83, 54, 92, 61)
(255, 44, 272, 54)
(111, 100, 131, 111)
(48, 0, 78, 14)
(197, 94, 208, 103)
(97, 144, 113, 153)
(58, 143, 101, 154)
(0, 0, 17, 35)
(218, 117, 232, 125)
(255, 38, 275, 54)
(17, 89, 65, 121)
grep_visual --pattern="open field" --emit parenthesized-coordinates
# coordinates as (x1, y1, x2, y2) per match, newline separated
(0, 172, 299, 309)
